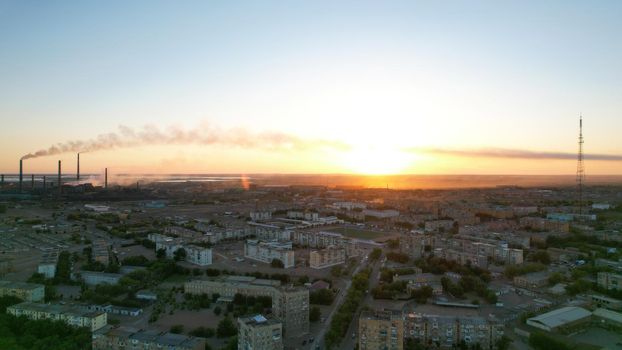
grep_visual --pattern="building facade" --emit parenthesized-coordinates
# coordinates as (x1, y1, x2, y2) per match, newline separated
(184, 276, 308, 337)
(237, 315, 283, 350)
(359, 310, 404, 350)
(244, 240, 295, 268)
(7, 302, 107, 332)
(0, 280, 45, 302)
(309, 246, 346, 269)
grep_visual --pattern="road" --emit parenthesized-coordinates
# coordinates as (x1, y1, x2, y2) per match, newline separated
(339, 257, 382, 350)
(310, 255, 370, 350)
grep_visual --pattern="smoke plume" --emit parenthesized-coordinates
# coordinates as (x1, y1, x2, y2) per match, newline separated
(21, 124, 349, 160)
(409, 147, 622, 161)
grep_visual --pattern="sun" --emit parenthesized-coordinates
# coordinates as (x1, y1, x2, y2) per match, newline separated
(340, 146, 412, 175)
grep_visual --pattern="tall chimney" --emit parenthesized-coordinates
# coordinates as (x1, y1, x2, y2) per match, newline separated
(31, 174, 35, 190)
(105, 168, 108, 189)
(77, 153, 80, 181)
(19, 159, 23, 193)
(43, 176, 46, 190)
(58, 160, 62, 195)
(1, 174, 4, 188)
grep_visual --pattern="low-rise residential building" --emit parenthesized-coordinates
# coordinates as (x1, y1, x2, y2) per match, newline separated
(250, 211, 272, 222)
(238, 314, 283, 350)
(92, 239, 110, 265)
(597, 272, 622, 291)
(184, 276, 308, 338)
(394, 273, 442, 295)
(37, 250, 58, 279)
(92, 326, 206, 350)
(0, 280, 45, 302)
(184, 245, 213, 266)
(359, 309, 404, 350)
(287, 210, 319, 221)
(309, 246, 345, 269)
(244, 240, 295, 268)
(513, 271, 550, 290)
(292, 231, 358, 257)
(589, 294, 622, 311)
(79, 271, 123, 286)
(519, 217, 570, 233)
(7, 302, 107, 332)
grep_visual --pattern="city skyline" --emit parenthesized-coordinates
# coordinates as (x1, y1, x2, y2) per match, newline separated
(1, 1, 622, 175)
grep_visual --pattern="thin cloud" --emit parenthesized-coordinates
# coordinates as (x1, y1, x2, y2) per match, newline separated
(407, 147, 622, 161)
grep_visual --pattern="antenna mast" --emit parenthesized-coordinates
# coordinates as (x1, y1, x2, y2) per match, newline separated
(576, 115, 585, 215)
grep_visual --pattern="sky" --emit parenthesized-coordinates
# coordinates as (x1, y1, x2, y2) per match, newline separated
(1, 0, 621, 175)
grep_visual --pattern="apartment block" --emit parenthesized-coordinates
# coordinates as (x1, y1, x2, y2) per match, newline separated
(598, 272, 622, 291)
(238, 315, 283, 350)
(92, 239, 110, 265)
(359, 309, 404, 350)
(7, 302, 107, 332)
(92, 326, 205, 350)
(80, 271, 123, 286)
(184, 276, 308, 337)
(292, 231, 358, 257)
(37, 250, 58, 279)
(185, 244, 212, 266)
(404, 313, 504, 349)
(244, 240, 295, 268)
(0, 280, 45, 302)
(249, 222, 292, 241)
(309, 246, 345, 269)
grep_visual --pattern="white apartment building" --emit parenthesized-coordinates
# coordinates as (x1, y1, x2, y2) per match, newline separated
(244, 240, 295, 268)
(309, 246, 346, 269)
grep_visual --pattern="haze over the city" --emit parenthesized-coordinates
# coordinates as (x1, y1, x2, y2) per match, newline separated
(1, 1, 622, 175)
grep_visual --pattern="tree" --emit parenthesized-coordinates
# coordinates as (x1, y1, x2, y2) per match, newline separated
(310, 289, 335, 305)
(156, 248, 166, 259)
(216, 317, 237, 338)
(213, 306, 222, 316)
(310, 306, 321, 322)
(369, 248, 382, 261)
(170, 324, 184, 334)
(174, 248, 187, 262)
(270, 258, 284, 268)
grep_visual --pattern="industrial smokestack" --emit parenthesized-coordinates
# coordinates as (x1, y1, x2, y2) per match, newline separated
(43, 176, 46, 190)
(58, 160, 62, 195)
(1, 174, 4, 188)
(105, 168, 108, 189)
(77, 153, 80, 181)
(31, 174, 35, 190)
(19, 159, 23, 193)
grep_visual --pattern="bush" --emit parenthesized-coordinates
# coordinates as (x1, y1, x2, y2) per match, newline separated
(170, 324, 184, 334)
(216, 317, 237, 338)
(270, 259, 284, 268)
(310, 289, 335, 305)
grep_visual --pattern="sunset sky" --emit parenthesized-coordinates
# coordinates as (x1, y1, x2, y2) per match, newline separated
(1, 1, 621, 175)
